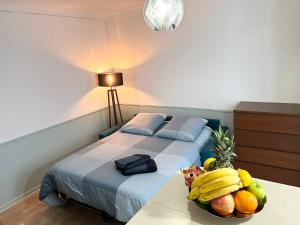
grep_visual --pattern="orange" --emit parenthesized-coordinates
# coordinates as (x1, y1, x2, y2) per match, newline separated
(234, 190, 258, 214)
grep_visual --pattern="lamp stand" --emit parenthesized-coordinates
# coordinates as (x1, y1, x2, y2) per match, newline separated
(107, 87, 123, 128)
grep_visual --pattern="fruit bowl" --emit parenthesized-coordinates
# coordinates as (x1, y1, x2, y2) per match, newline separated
(183, 127, 267, 219)
(183, 166, 267, 219)
(192, 194, 266, 219)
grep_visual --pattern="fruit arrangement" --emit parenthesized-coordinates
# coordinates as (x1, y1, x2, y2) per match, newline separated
(183, 127, 267, 218)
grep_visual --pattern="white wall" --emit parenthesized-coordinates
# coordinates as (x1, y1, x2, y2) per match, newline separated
(2, 0, 299, 145)
(0, 11, 110, 145)
(108, 0, 300, 110)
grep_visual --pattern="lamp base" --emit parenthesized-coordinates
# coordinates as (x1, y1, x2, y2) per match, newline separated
(107, 88, 123, 128)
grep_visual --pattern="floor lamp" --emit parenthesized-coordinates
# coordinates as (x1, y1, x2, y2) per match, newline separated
(98, 72, 124, 128)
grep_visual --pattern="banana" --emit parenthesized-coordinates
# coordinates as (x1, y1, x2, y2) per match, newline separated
(239, 181, 244, 188)
(198, 184, 240, 202)
(199, 175, 241, 194)
(191, 168, 238, 190)
(187, 187, 201, 200)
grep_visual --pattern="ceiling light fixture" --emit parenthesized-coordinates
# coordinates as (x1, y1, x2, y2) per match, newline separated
(144, 0, 184, 31)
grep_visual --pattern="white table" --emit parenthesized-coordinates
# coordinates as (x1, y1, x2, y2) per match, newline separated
(126, 172, 300, 225)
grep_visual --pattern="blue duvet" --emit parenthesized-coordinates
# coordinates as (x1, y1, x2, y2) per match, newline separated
(40, 127, 211, 222)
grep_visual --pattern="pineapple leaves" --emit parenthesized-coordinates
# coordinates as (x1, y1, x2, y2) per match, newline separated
(208, 126, 236, 171)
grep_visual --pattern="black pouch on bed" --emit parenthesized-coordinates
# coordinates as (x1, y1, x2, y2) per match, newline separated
(114, 154, 151, 171)
(122, 159, 157, 176)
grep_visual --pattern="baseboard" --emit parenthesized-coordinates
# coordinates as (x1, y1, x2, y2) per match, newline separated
(0, 185, 40, 213)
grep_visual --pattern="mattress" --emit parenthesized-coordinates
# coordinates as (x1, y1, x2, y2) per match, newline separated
(39, 126, 211, 222)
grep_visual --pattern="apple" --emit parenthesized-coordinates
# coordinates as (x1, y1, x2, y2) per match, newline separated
(211, 194, 235, 216)
(247, 181, 266, 205)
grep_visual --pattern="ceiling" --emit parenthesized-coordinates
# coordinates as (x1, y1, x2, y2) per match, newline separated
(0, 0, 144, 17)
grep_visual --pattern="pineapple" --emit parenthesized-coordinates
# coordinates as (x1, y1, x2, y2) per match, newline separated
(208, 126, 236, 171)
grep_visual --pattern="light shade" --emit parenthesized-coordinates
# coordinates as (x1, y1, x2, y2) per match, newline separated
(98, 72, 123, 87)
(144, 0, 184, 31)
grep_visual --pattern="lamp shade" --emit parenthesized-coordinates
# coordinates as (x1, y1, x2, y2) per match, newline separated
(98, 72, 123, 87)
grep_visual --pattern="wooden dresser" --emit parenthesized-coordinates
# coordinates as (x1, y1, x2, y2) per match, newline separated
(234, 101, 300, 187)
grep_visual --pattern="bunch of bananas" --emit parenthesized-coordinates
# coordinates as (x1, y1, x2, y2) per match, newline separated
(188, 168, 242, 202)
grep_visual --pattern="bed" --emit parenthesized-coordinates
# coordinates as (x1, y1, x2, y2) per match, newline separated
(39, 124, 212, 222)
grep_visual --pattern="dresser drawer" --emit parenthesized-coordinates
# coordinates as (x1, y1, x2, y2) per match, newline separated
(234, 112, 300, 135)
(234, 160, 300, 187)
(236, 146, 300, 171)
(235, 130, 300, 154)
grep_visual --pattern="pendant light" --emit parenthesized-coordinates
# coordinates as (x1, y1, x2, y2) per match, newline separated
(144, 0, 184, 31)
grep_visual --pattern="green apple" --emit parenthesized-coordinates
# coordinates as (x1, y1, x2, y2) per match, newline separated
(247, 181, 266, 205)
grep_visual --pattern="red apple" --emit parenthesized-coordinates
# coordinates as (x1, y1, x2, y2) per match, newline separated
(211, 194, 235, 216)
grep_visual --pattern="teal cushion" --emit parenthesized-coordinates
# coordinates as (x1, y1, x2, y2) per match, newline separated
(205, 119, 220, 131)
(99, 122, 126, 140)
(200, 119, 219, 165)
(200, 139, 216, 166)
(199, 124, 229, 166)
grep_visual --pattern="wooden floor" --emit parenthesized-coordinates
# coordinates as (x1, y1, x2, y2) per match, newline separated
(0, 192, 124, 225)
